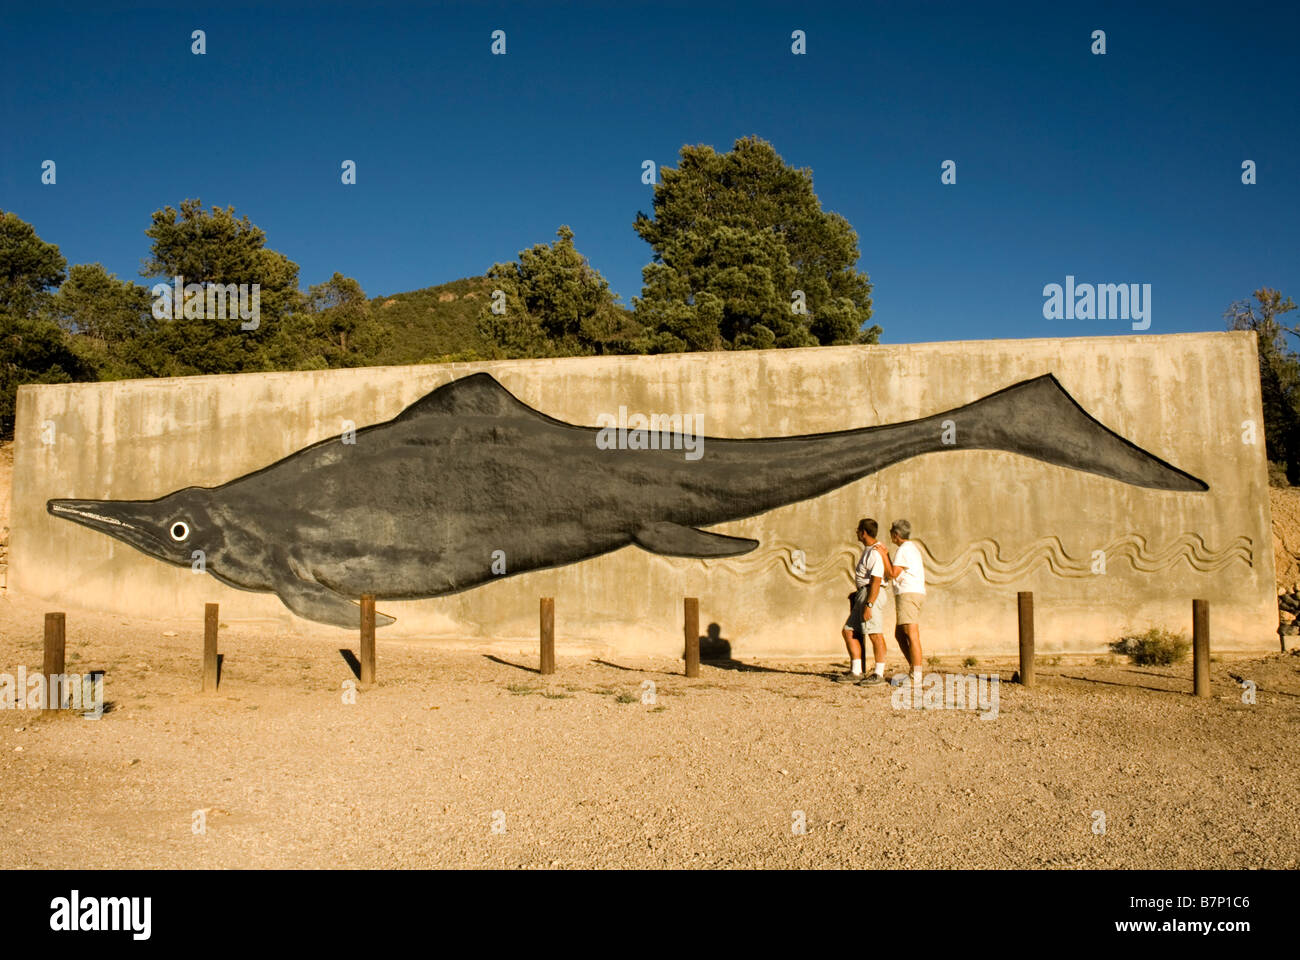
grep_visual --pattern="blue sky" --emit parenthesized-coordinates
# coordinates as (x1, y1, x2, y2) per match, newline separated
(3, 0, 1296, 344)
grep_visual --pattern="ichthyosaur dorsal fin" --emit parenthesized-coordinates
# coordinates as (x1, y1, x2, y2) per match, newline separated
(394, 372, 557, 423)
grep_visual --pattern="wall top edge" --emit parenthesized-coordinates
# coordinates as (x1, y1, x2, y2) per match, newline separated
(14, 329, 1254, 398)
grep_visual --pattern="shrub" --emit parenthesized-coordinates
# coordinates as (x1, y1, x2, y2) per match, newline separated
(1109, 628, 1190, 665)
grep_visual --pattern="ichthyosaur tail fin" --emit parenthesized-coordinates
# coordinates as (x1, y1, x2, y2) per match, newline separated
(937, 373, 1207, 491)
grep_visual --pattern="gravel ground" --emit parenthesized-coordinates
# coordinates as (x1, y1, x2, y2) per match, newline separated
(1272, 485, 1300, 590)
(2, 594, 1296, 869)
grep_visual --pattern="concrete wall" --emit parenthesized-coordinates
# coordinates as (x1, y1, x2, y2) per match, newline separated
(10, 332, 1276, 657)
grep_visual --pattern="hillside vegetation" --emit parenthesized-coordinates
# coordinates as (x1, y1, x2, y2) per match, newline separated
(366, 277, 496, 365)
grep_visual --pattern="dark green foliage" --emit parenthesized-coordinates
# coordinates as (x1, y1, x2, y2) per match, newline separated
(275, 272, 383, 369)
(0, 212, 87, 435)
(48, 263, 160, 380)
(1225, 288, 1300, 484)
(0, 210, 66, 316)
(477, 225, 642, 359)
(141, 198, 301, 376)
(633, 137, 879, 351)
(0, 312, 93, 436)
(365, 277, 497, 364)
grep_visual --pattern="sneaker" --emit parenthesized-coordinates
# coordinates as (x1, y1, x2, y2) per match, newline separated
(831, 671, 863, 683)
(856, 673, 887, 686)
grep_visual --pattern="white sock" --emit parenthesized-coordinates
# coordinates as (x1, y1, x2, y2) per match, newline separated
(874, 662, 886, 677)
(912, 665, 922, 683)
(851, 658, 863, 675)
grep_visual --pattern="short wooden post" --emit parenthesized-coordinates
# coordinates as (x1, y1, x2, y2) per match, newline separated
(202, 603, 219, 693)
(1017, 591, 1034, 687)
(1193, 599, 1210, 698)
(43, 613, 66, 713)
(359, 595, 376, 686)
(684, 597, 700, 678)
(539, 598, 555, 675)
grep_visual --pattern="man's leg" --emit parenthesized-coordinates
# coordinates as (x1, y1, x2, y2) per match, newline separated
(856, 600, 889, 685)
(867, 633, 887, 672)
(838, 592, 868, 678)
(892, 594, 924, 684)
(905, 623, 922, 668)
(838, 595, 865, 679)
(894, 623, 912, 664)
(900, 594, 924, 683)
(854, 631, 888, 684)
(842, 627, 863, 665)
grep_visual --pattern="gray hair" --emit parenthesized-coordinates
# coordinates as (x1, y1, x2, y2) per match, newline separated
(890, 519, 912, 539)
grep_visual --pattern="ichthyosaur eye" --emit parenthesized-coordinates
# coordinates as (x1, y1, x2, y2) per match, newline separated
(169, 520, 191, 542)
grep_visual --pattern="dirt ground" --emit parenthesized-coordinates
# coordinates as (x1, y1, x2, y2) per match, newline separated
(1, 593, 1297, 869)
(1271, 485, 1300, 589)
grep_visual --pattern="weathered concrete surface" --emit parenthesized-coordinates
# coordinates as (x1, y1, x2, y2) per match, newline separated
(10, 332, 1276, 657)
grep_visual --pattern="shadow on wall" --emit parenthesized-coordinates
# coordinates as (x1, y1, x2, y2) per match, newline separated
(700, 622, 730, 660)
(689, 622, 804, 675)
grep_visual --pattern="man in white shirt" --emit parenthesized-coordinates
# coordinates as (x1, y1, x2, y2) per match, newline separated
(875, 518, 926, 686)
(836, 518, 890, 683)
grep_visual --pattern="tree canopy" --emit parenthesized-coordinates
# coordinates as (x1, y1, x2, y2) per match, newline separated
(279, 272, 383, 369)
(0, 211, 89, 435)
(478, 225, 640, 358)
(633, 136, 878, 352)
(141, 199, 301, 375)
(1226, 288, 1300, 483)
(0, 210, 66, 316)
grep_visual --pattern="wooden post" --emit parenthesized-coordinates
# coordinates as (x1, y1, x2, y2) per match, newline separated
(684, 597, 700, 678)
(1017, 591, 1034, 688)
(202, 603, 219, 693)
(1193, 599, 1210, 698)
(43, 613, 66, 713)
(360, 595, 376, 686)
(539, 598, 555, 675)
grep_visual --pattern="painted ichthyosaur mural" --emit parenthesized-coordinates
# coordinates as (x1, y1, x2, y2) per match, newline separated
(47, 372, 1207, 628)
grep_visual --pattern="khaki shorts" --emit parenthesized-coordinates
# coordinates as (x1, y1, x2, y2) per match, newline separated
(862, 592, 887, 635)
(895, 592, 925, 626)
(844, 588, 887, 637)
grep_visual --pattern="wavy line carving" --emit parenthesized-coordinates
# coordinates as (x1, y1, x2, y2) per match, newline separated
(662, 533, 1253, 586)
(917, 534, 1253, 585)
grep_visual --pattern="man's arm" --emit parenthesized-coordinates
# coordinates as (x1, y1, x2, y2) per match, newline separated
(867, 574, 881, 607)
(875, 543, 901, 580)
